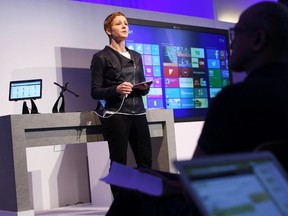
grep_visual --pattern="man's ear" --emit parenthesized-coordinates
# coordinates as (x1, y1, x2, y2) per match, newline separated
(253, 29, 267, 52)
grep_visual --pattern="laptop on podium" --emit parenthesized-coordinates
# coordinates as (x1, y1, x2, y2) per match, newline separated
(174, 151, 288, 216)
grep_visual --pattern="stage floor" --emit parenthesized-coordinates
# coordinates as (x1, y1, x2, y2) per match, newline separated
(35, 203, 108, 216)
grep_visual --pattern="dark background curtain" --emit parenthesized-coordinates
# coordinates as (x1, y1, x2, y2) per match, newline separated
(278, 0, 288, 6)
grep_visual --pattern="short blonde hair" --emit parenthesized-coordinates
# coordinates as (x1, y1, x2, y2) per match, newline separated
(104, 11, 126, 32)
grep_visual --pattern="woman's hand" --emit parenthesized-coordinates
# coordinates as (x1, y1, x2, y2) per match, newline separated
(133, 80, 153, 90)
(116, 82, 133, 96)
(133, 83, 149, 90)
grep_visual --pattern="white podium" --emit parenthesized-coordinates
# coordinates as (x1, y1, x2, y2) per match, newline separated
(0, 109, 176, 215)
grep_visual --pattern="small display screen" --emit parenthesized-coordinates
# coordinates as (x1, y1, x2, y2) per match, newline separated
(9, 79, 42, 101)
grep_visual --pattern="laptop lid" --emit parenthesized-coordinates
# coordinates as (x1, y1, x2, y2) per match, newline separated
(174, 151, 288, 216)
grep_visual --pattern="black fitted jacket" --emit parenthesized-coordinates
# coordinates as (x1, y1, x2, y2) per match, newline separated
(90, 46, 149, 114)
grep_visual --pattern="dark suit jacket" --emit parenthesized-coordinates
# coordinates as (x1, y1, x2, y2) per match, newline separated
(198, 63, 288, 154)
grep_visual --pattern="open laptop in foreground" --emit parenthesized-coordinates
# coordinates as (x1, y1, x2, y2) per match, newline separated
(174, 151, 288, 216)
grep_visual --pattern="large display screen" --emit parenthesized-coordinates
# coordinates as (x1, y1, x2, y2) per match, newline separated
(126, 18, 232, 122)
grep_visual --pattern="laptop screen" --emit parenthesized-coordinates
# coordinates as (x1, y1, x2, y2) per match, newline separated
(174, 152, 288, 216)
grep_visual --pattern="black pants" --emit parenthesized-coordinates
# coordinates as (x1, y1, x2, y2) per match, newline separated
(106, 171, 197, 216)
(101, 114, 152, 198)
(106, 191, 195, 216)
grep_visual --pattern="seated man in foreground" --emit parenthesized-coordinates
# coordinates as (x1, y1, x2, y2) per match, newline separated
(106, 2, 288, 215)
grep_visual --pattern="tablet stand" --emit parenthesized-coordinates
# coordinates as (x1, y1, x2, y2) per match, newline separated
(22, 101, 29, 114)
(52, 82, 79, 113)
(22, 99, 39, 114)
